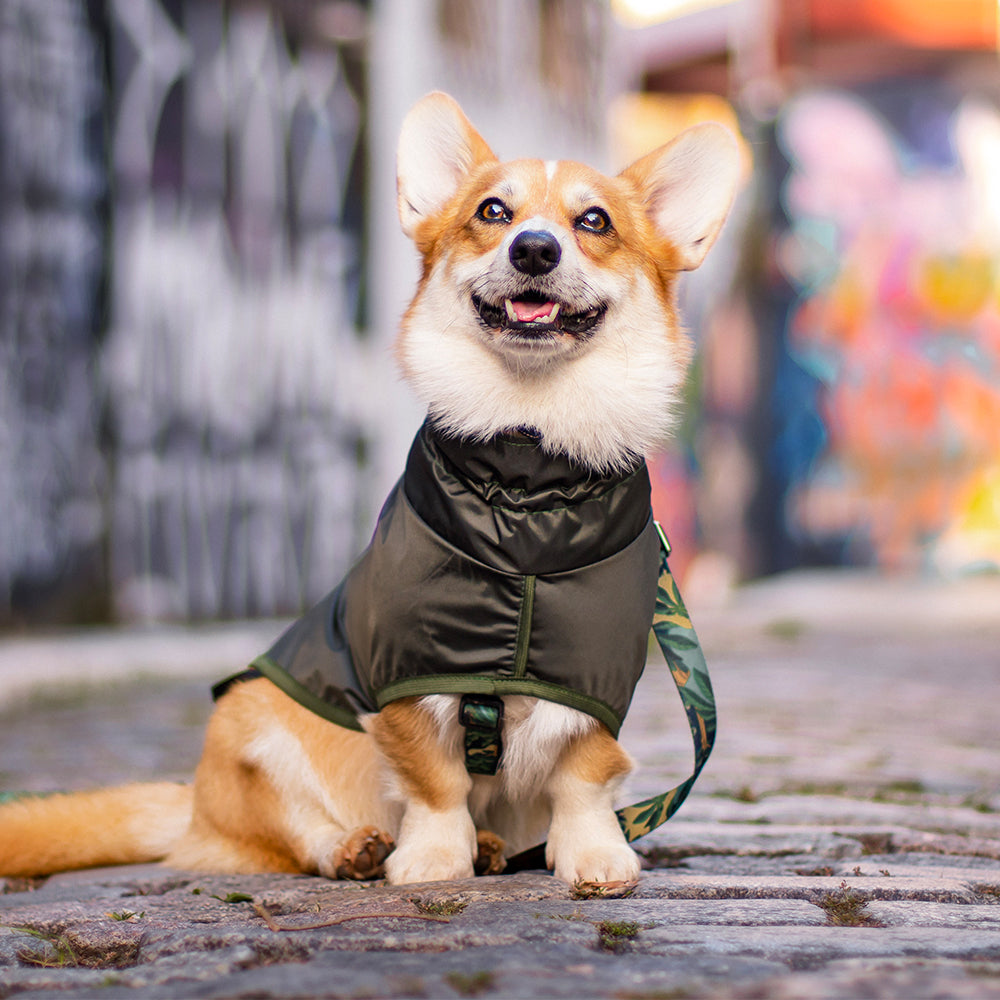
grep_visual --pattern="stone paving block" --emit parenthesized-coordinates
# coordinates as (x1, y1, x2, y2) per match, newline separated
(637, 822, 866, 861)
(675, 853, 845, 876)
(864, 901, 1000, 928)
(855, 854, 1000, 877)
(510, 897, 828, 927)
(679, 796, 1000, 840)
(0, 938, 791, 1000)
(635, 871, 983, 904)
(698, 959, 1000, 1000)
(636, 925, 1000, 965)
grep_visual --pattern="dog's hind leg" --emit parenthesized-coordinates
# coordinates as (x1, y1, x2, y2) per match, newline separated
(473, 829, 506, 875)
(368, 698, 478, 884)
(544, 725, 641, 885)
(173, 679, 399, 877)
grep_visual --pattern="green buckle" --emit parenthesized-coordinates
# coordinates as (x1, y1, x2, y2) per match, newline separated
(459, 694, 504, 775)
(654, 520, 672, 556)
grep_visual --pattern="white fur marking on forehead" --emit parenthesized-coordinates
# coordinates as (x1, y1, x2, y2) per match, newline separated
(545, 160, 558, 184)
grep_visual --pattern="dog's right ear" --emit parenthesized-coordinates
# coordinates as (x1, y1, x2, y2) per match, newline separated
(620, 123, 741, 271)
(397, 92, 497, 242)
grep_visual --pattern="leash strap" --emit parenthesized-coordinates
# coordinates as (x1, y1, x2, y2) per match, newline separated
(615, 522, 716, 842)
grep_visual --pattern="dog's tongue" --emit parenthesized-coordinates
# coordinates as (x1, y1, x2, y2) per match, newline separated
(513, 301, 553, 322)
(509, 299, 558, 323)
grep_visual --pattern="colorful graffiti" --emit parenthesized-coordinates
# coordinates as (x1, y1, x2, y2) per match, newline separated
(776, 87, 1000, 573)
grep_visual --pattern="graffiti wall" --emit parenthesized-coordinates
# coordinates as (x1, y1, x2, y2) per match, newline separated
(104, 0, 369, 621)
(0, 0, 108, 622)
(1, 0, 370, 625)
(774, 83, 1000, 574)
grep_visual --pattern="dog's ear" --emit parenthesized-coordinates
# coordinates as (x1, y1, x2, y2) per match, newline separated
(397, 92, 497, 241)
(620, 123, 740, 271)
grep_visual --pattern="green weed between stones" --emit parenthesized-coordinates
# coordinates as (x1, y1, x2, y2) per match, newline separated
(190, 888, 254, 904)
(445, 970, 495, 996)
(11, 925, 141, 970)
(817, 881, 883, 927)
(596, 919, 642, 952)
(571, 880, 636, 900)
(872, 779, 927, 803)
(13, 927, 78, 968)
(536, 908, 587, 921)
(765, 617, 806, 640)
(963, 796, 997, 814)
(411, 897, 467, 917)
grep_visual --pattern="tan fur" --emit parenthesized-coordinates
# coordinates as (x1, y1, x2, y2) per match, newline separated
(166, 679, 399, 877)
(0, 93, 738, 886)
(559, 726, 634, 787)
(368, 698, 469, 813)
(0, 783, 192, 878)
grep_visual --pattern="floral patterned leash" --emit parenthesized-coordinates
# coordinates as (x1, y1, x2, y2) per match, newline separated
(505, 522, 716, 871)
(615, 522, 717, 842)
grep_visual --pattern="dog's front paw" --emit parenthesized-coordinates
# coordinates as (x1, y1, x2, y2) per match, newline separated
(552, 842, 641, 885)
(384, 805, 477, 884)
(384, 841, 476, 884)
(333, 826, 395, 880)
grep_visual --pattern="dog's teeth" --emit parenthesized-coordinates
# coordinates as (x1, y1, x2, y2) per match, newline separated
(545, 303, 561, 322)
(505, 299, 517, 321)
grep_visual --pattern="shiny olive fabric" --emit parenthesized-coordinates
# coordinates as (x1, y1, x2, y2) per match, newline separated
(252, 421, 660, 735)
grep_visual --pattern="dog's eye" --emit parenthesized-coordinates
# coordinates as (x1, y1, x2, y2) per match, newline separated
(476, 198, 511, 223)
(577, 208, 611, 233)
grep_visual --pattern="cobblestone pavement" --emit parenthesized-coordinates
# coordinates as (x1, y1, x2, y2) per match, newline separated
(1, 571, 998, 999)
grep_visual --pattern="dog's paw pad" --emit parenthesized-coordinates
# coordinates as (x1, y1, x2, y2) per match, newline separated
(474, 829, 506, 875)
(334, 826, 395, 880)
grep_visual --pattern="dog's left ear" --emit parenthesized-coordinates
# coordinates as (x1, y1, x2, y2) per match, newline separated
(397, 92, 498, 242)
(620, 123, 741, 271)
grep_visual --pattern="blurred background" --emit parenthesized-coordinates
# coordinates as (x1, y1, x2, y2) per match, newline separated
(2, 0, 1000, 630)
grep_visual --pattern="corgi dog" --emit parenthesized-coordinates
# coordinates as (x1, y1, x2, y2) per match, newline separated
(0, 93, 738, 887)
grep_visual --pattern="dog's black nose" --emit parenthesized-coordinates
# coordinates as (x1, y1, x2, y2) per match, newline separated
(509, 230, 561, 275)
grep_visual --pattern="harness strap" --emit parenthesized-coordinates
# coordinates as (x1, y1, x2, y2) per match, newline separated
(459, 694, 505, 775)
(504, 522, 716, 872)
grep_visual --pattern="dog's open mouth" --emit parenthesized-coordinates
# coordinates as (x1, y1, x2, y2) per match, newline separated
(472, 292, 606, 337)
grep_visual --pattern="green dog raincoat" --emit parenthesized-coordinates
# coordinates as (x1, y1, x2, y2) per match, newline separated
(245, 421, 661, 737)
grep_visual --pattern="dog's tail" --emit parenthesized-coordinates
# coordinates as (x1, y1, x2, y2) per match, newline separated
(0, 783, 193, 878)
